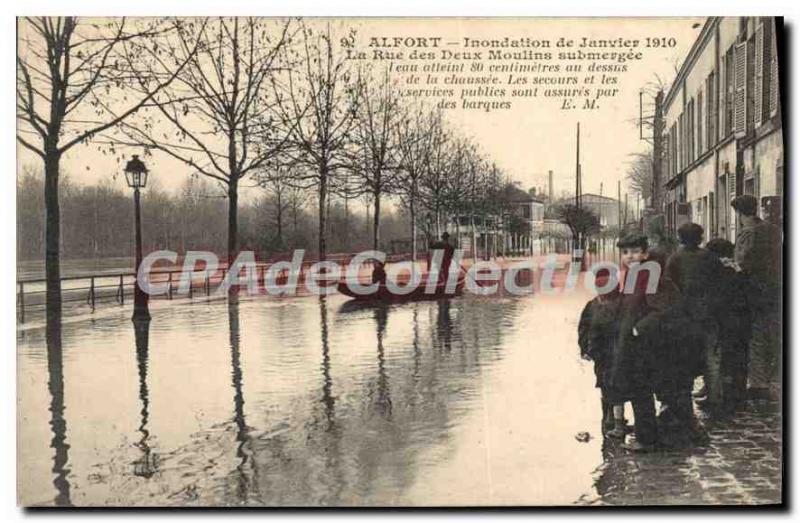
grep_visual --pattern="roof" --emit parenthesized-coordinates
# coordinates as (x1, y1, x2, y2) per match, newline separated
(662, 18, 719, 110)
(554, 193, 620, 206)
(503, 184, 544, 204)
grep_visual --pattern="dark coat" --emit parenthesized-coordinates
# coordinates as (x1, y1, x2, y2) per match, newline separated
(710, 261, 752, 376)
(734, 217, 782, 286)
(735, 217, 782, 311)
(578, 291, 621, 389)
(661, 246, 724, 385)
(605, 261, 680, 402)
(665, 246, 724, 324)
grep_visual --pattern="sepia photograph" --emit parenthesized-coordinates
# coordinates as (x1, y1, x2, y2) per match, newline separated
(13, 11, 785, 508)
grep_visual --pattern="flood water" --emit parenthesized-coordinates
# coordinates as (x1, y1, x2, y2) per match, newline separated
(18, 291, 608, 506)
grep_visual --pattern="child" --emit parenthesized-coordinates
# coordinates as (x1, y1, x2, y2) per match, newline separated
(605, 232, 669, 452)
(578, 268, 622, 435)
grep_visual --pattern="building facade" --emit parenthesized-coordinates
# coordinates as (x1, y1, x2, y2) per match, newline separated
(661, 17, 783, 241)
(553, 193, 633, 229)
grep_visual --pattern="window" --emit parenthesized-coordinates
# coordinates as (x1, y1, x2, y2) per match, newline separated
(706, 71, 716, 148)
(671, 124, 678, 175)
(724, 46, 735, 136)
(733, 40, 747, 136)
(769, 18, 779, 116)
(709, 191, 716, 238)
(687, 99, 695, 162)
(746, 32, 756, 135)
(697, 90, 703, 155)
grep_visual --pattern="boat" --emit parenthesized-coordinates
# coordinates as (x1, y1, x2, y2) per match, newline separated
(336, 272, 466, 301)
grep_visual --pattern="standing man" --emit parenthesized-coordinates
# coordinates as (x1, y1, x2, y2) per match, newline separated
(665, 223, 722, 419)
(427, 232, 456, 283)
(730, 195, 782, 399)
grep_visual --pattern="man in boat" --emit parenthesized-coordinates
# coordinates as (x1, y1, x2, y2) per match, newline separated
(427, 232, 456, 283)
(372, 259, 388, 285)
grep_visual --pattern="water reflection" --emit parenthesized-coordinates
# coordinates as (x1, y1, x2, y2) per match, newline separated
(132, 318, 157, 479)
(319, 296, 335, 428)
(21, 295, 525, 506)
(372, 303, 392, 420)
(46, 321, 71, 506)
(227, 297, 255, 503)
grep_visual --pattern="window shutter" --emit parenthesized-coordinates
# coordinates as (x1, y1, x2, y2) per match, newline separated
(769, 20, 779, 115)
(733, 41, 747, 137)
(754, 24, 764, 126)
(697, 89, 703, 154)
(727, 169, 737, 237)
(728, 168, 736, 200)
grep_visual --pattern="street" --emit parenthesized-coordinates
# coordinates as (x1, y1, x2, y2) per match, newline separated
(17, 285, 781, 506)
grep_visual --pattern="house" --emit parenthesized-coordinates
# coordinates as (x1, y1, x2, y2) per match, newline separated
(660, 17, 782, 240)
(553, 193, 631, 229)
(452, 185, 545, 257)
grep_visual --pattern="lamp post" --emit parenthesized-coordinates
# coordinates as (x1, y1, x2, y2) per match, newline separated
(125, 155, 150, 321)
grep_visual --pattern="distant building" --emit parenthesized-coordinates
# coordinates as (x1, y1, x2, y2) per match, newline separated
(660, 17, 782, 240)
(553, 193, 631, 229)
(453, 185, 545, 257)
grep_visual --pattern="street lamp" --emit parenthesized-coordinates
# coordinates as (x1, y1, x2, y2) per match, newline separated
(125, 155, 150, 321)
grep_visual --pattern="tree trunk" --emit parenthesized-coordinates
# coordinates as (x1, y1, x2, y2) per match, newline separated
(318, 168, 328, 261)
(410, 189, 417, 266)
(44, 151, 62, 323)
(276, 189, 283, 250)
(227, 177, 239, 266)
(471, 215, 478, 263)
(372, 190, 381, 251)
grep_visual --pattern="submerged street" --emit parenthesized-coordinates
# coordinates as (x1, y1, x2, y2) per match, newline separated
(17, 289, 781, 506)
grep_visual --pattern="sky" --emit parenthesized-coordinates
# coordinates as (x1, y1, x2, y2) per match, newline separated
(17, 17, 705, 203)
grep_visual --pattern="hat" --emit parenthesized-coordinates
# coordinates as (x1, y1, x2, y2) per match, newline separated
(677, 222, 704, 246)
(616, 232, 648, 250)
(730, 195, 758, 217)
(706, 238, 734, 258)
(441, 232, 450, 239)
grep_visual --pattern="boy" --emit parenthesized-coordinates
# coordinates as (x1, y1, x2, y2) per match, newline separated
(578, 268, 621, 435)
(605, 232, 671, 452)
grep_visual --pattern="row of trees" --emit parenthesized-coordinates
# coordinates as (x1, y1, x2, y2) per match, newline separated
(16, 168, 411, 262)
(17, 17, 524, 319)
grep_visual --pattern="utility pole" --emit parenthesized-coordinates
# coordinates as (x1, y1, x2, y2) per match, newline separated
(617, 180, 622, 229)
(624, 192, 629, 225)
(548, 170, 553, 203)
(575, 123, 581, 211)
(575, 122, 584, 269)
(637, 194, 641, 224)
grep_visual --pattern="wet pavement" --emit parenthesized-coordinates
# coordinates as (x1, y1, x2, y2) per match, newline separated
(17, 287, 782, 506)
(577, 397, 782, 505)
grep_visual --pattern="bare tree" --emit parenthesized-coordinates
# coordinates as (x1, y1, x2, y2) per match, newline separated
(555, 204, 600, 249)
(272, 22, 360, 260)
(395, 104, 435, 263)
(113, 17, 293, 265)
(16, 17, 197, 320)
(348, 69, 402, 250)
(257, 164, 310, 250)
(626, 149, 654, 201)
(417, 109, 454, 238)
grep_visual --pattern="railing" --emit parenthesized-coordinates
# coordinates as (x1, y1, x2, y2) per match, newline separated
(16, 254, 417, 324)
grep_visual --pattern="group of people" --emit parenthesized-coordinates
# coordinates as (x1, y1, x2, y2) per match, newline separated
(579, 195, 782, 452)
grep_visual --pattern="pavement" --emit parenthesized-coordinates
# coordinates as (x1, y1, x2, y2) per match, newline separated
(577, 395, 783, 506)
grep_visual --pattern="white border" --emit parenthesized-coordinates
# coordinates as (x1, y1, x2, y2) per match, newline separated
(3, 1, 797, 520)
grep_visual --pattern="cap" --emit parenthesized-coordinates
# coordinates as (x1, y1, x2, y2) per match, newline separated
(730, 194, 758, 216)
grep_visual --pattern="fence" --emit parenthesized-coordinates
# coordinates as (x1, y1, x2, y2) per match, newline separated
(16, 254, 415, 324)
